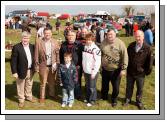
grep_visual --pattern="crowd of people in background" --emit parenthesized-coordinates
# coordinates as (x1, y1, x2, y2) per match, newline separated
(9, 15, 155, 110)
(6, 14, 155, 49)
(124, 20, 155, 46)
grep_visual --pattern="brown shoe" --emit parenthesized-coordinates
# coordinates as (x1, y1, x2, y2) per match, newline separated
(39, 98, 45, 103)
(18, 102, 24, 108)
(28, 98, 36, 103)
(49, 95, 57, 100)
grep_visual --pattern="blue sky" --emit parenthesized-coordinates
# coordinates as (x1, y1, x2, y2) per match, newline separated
(5, 5, 155, 16)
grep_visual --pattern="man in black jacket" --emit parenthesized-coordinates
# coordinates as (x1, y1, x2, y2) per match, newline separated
(123, 30, 153, 110)
(59, 30, 84, 100)
(11, 31, 35, 108)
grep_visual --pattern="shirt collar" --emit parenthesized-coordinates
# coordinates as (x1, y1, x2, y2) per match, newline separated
(44, 38, 51, 42)
(22, 43, 29, 47)
(86, 42, 94, 48)
(136, 42, 143, 48)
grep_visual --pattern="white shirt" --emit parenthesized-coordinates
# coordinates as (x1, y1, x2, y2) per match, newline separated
(66, 63, 71, 69)
(82, 42, 101, 75)
(23, 45, 32, 69)
(37, 27, 45, 38)
(18, 20, 22, 24)
(45, 41, 52, 65)
(135, 43, 143, 53)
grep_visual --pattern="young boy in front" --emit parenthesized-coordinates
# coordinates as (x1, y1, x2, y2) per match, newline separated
(82, 32, 101, 107)
(57, 52, 78, 107)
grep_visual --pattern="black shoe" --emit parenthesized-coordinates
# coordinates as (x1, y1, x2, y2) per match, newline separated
(123, 99, 131, 106)
(49, 95, 57, 100)
(102, 98, 107, 100)
(111, 102, 117, 107)
(136, 102, 145, 110)
(101, 97, 108, 100)
(76, 96, 82, 100)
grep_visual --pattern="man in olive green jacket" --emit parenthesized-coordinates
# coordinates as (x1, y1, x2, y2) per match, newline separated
(100, 29, 128, 107)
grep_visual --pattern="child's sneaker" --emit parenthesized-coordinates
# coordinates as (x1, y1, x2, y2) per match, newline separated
(61, 103, 66, 107)
(68, 103, 73, 108)
(83, 99, 88, 103)
(86, 103, 92, 107)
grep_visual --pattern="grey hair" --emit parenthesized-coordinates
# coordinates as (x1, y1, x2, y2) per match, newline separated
(81, 27, 89, 32)
(22, 31, 31, 38)
(135, 30, 144, 36)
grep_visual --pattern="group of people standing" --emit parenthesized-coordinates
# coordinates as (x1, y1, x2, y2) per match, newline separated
(10, 25, 153, 110)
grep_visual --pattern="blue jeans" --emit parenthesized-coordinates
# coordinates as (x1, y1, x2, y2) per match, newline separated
(62, 88, 74, 105)
(84, 73, 98, 103)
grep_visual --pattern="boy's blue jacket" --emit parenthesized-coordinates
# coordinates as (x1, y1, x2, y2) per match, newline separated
(57, 63, 78, 90)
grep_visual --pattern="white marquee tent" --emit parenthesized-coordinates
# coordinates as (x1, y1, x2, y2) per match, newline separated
(94, 11, 110, 16)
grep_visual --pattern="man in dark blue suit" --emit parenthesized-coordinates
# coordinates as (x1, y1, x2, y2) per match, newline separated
(11, 31, 36, 108)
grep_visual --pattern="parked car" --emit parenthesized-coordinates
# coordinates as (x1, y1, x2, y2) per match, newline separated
(73, 17, 103, 30)
(112, 21, 122, 31)
(29, 16, 47, 27)
(58, 14, 70, 20)
(37, 12, 49, 17)
(84, 17, 103, 23)
(103, 20, 118, 34)
(73, 19, 85, 30)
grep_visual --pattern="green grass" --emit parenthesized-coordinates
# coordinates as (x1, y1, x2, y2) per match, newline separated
(5, 20, 155, 110)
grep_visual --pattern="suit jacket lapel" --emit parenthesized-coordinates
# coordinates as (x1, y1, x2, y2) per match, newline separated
(29, 44, 34, 59)
(20, 43, 27, 60)
(41, 38, 46, 54)
(51, 39, 54, 54)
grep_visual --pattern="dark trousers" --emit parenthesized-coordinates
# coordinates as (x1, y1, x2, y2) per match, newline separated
(101, 68, 121, 103)
(125, 74, 145, 103)
(125, 29, 130, 37)
(74, 66, 82, 98)
(84, 73, 98, 103)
